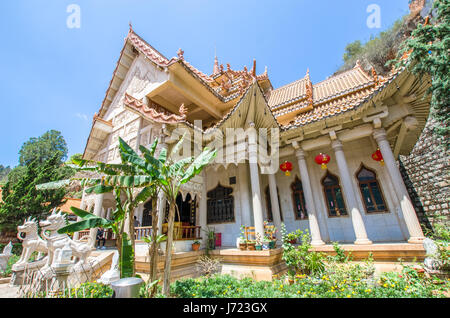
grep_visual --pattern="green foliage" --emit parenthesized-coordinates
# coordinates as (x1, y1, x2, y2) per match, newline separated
(170, 263, 449, 298)
(0, 155, 68, 232)
(0, 254, 19, 277)
(280, 223, 326, 276)
(0, 165, 11, 185)
(19, 130, 68, 166)
(330, 242, 353, 263)
(343, 40, 363, 62)
(120, 232, 134, 278)
(139, 280, 161, 298)
(397, 0, 450, 142)
(338, 17, 406, 74)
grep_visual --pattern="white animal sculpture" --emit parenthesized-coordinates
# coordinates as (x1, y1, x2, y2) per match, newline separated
(0, 241, 13, 272)
(423, 238, 443, 272)
(15, 218, 47, 266)
(39, 209, 92, 272)
(98, 250, 120, 285)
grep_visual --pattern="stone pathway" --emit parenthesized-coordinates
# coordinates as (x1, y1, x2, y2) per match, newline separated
(0, 283, 19, 298)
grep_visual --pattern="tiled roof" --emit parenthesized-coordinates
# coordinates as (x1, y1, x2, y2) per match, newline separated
(282, 68, 398, 128)
(267, 76, 308, 109)
(123, 93, 188, 124)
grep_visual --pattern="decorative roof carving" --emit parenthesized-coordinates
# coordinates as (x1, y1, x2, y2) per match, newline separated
(123, 93, 187, 124)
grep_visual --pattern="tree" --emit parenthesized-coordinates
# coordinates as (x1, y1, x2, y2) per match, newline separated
(397, 0, 449, 143)
(0, 155, 67, 232)
(130, 135, 216, 296)
(19, 130, 68, 166)
(0, 165, 11, 185)
(343, 40, 363, 62)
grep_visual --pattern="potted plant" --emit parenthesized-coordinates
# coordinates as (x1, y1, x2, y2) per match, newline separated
(247, 240, 256, 250)
(191, 240, 201, 251)
(255, 233, 262, 251)
(287, 270, 296, 285)
(262, 237, 270, 250)
(238, 225, 247, 250)
(286, 232, 298, 245)
(269, 239, 276, 249)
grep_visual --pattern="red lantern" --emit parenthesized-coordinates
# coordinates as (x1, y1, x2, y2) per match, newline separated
(280, 161, 293, 176)
(315, 153, 331, 170)
(371, 148, 384, 165)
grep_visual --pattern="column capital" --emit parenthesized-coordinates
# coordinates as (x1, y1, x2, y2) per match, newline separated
(331, 139, 343, 151)
(295, 148, 306, 160)
(372, 127, 387, 143)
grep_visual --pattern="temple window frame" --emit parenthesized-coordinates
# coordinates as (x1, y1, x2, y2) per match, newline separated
(290, 176, 308, 220)
(321, 171, 348, 218)
(355, 164, 389, 214)
(206, 183, 235, 224)
(264, 186, 283, 222)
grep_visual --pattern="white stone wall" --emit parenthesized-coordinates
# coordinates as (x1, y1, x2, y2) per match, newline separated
(203, 137, 409, 244)
(204, 164, 244, 247)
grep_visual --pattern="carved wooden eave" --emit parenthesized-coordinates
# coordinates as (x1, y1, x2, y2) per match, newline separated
(279, 66, 431, 156)
(123, 93, 188, 124)
(83, 115, 113, 160)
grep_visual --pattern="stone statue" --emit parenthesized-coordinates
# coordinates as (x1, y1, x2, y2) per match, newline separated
(0, 241, 13, 273)
(39, 209, 92, 273)
(423, 238, 443, 273)
(15, 218, 47, 266)
(98, 250, 120, 285)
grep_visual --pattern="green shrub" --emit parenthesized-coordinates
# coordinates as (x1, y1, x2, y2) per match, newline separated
(68, 282, 113, 298)
(0, 254, 19, 277)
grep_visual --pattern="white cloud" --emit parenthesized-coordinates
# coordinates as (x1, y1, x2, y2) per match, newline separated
(75, 113, 89, 121)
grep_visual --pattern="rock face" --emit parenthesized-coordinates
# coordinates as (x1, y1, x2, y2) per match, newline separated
(399, 117, 450, 231)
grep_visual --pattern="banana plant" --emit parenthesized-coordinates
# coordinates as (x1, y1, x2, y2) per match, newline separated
(36, 137, 159, 278)
(123, 134, 217, 296)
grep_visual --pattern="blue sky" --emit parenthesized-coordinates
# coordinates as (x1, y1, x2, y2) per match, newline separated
(0, 0, 410, 167)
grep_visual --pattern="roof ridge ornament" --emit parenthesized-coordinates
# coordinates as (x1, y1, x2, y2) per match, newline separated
(177, 48, 184, 60)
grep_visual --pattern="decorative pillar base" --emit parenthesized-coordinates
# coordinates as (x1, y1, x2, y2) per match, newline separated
(407, 236, 425, 244)
(310, 239, 326, 246)
(354, 238, 373, 245)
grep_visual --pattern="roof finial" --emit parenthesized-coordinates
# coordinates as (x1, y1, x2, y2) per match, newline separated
(264, 66, 268, 75)
(252, 59, 256, 77)
(177, 48, 184, 60)
(306, 68, 310, 78)
(129, 21, 133, 32)
(213, 54, 220, 75)
(355, 60, 362, 69)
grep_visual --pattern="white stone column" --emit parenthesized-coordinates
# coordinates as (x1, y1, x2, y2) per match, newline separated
(238, 163, 252, 227)
(331, 140, 372, 245)
(248, 127, 265, 240)
(373, 128, 425, 243)
(199, 170, 208, 247)
(89, 193, 104, 248)
(73, 188, 87, 241)
(268, 173, 282, 242)
(295, 149, 325, 246)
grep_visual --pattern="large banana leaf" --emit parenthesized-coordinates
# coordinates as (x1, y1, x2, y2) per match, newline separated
(36, 179, 71, 190)
(180, 148, 217, 184)
(120, 232, 134, 278)
(57, 207, 113, 234)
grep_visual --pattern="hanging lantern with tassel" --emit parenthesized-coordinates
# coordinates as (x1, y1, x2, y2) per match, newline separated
(371, 148, 384, 165)
(315, 153, 331, 170)
(280, 161, 293, 176)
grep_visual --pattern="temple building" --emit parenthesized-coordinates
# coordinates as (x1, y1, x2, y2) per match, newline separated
(78, 26, 431, 251)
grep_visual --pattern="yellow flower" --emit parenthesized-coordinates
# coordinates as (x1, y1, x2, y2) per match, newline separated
(383, 283, 388, 288)
(192, 293, 196, 296)
(391, 284, 395, 287)
(365, 289, 372, 293)
(346, 295, 351, 298)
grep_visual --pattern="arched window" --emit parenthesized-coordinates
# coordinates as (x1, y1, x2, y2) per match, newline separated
(207, 184, 234, 224)
(322, 172, 348, 217)
(357, 165, 387, 213)
(264, 186, 283, 222)
(291, 177, 308, 220)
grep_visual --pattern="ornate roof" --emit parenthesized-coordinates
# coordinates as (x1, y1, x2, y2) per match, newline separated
(123, 93, 188, 124)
